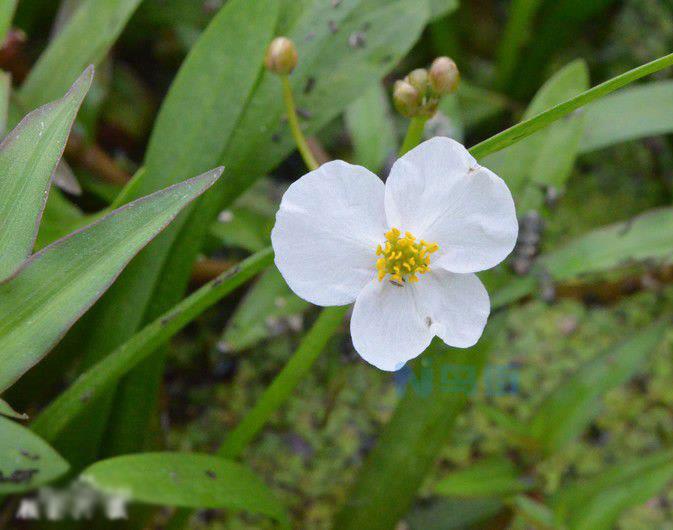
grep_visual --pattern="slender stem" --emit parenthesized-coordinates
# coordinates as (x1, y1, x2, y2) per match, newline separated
(470, 51, 673, 160)
(219, 305, 348, 458)
(281, 74, 319, 171)
(399, 116, 427, 156)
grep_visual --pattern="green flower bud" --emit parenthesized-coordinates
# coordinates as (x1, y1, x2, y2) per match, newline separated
(264, 37, 298, 75)
(393, 80, 421, 118)
(406, 68, 429, 94)
(428, 56, 460, 95)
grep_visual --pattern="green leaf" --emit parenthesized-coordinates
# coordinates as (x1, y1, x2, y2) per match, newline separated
(334, 322, 498, 530)
(345, 83, 396, 172)
(470, 52, 673, 161)
(81, 453, 289, 528)
(0, 398, 27, 420)
(528, 320, 667, 454)
(0, 71, 10, 135)
(435, 457, 532, 498)
(30, 248, 273, 443)
(580, 80, 673, 152)
(0, 0, 17, 44)
(511, 495, 558, 530)
(0, 168, 221, 393)
(428, 0, 459, 21)
(0, 67, 92, 281)
(406, 498, 504, 530)
(59, 0, 281, 460)
(482, 60, 589, 202)
(553, 450, 673, 530)
(220, 267, 309, 353)
(18, 0, 142, 107)
(0, 416, 69, 493)
(540, 207, 673, 282)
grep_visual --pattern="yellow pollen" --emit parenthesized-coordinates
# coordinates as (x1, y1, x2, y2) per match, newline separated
(375, 227, 439, 284)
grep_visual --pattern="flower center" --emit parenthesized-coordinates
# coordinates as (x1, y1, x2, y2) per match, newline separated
(375, 227, 439, 284)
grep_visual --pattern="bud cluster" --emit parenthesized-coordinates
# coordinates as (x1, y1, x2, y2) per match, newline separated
(393, 57, 460, 118)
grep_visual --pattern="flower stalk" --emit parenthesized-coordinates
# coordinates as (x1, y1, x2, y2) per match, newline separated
(281, 74, 319, 171)
(399, 115, 428, 156)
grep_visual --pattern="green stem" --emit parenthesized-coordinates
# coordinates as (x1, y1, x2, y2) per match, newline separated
(219, 305, 348, 458)
(399, 116, 428, 156)
(470, 51, 673, 160)
(282, 74, 319, 171)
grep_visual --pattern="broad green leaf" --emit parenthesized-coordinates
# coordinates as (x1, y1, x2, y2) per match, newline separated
(482, 60, 589, 202)
(553, 450, 673, 530)
(0, 398, 27, 420)
(31, 249, 273, 443)
(0, 71, 9, 135)
(428, 0, 459, 21)
(0, 67, 92, 281)
(528, 321, 667, 454)
(334, 323, 498, 530)
(455, 81, 510, 129)
(540, 207, 673, 282)
(0, 416, 69, 493)
(470, 52, 673, 160)
(19, 0, 142, 107)
(59, 0, 281, 460)
(345, 83, 396, 172)
(580, 80, 673, 152)
(0, 0, 17, 44)
(477, 403, 540, 450)
(220, 267, 309, 353)
(436, 457, 532, 498)
(0, 168, 221, 393)
(81, 453, 289, 528)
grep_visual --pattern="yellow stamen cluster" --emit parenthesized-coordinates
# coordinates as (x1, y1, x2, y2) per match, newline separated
(375, 228, 439, 284)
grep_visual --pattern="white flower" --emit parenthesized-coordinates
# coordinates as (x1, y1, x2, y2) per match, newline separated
(271, 137, 518, 371)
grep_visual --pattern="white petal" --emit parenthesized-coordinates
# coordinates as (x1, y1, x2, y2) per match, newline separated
(415, 269, 490, 348)
(350, 279, 433, 371)
(385, 137, 518, 273)
(271, 160, 387, 306)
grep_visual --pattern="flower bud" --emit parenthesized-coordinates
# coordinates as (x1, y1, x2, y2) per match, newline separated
(264, 37, 298, 75)
(406, 68, 429, 94)
(428, 56, 460, 95)
(393, 80, 421, 118)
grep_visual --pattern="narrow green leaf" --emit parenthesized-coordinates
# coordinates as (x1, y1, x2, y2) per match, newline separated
(81, 453, 289, 528)
(0, 71, 10, 135)
(30, 249, 273, 443)
(580, 80, 673, 152)
(19, 0, 142, 107)
(511, 496, 558, 530)
(494, 0, 544, 90)
(0, 398, 27, 420)
(528, 320, 667, 454)
(0, 67, 92, 281)
(553, 450, 673, 530)
(470, 52, 673, 160)
(345, 83, 396, 172)
(406, 498, 504, 530)
(334, 323, 498, 530)
(0, 0, 17, 44)
(0, 168, 221, 393)
(220, 267, 309, 353)
(541, 207, 673, 282)
(0, 416, 69, 493)
(436, 457, 532, 498)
